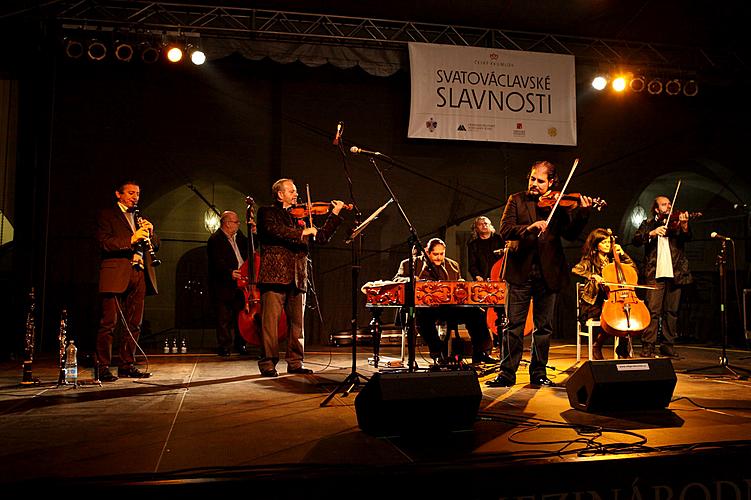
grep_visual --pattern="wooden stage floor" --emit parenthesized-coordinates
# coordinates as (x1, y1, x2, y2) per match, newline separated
(2, 340, 751, 496)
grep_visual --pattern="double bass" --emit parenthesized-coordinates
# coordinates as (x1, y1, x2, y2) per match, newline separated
(599, 230, 650, 337)
(485, 243, 535, 337)
(237, 196, 287, 345)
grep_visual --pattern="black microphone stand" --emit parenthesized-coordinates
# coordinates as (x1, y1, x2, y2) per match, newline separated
(685, 239, 750, 379)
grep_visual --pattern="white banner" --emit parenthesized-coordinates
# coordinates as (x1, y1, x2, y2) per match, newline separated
(408, 43, 577, 145)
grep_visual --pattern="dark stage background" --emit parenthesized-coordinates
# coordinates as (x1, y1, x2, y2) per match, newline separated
(1, 8, 749, 358)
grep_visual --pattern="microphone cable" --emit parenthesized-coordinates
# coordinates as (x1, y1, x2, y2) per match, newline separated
(115, 296, 151, 376)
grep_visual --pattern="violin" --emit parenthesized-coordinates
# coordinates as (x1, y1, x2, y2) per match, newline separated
(288, 201, 353, 218)
(537, 191, 607, 212)
(657, 211, 702, 231)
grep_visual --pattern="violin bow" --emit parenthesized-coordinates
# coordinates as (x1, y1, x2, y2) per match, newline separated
(663, 179, 681, 230)
(305, 183, 315, 241)
(542, 157, 579, 232)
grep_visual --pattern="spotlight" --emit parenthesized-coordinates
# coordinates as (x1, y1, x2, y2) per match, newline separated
(629, 76, 645, 92)
(166, 46, 183, 63)
(114, 41, 133, 62)
(665, 79, 681, 95)
(591, 76, 608, 91)
(87, 40, 107, 61)
(611, 76, 627, 92)
(140, 43, 160, 64)
(683, 79, 698, 97)
(647, 78, 663, 95)
(190, 48, 206, 66)
(64, 38, 84, 59)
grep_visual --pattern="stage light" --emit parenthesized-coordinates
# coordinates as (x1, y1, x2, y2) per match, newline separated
(647, 78, 663, 95)
(204, 209, 220, 233)
(611, 76, 627, 92)
(114, 41, 133, 62)
(683, 79, 698, 96)
(166, 46, 183, 63)
(190, 48, 206, 65)
(87, 40, 107, 61)
(592, 76, 607, 91)
(140, 43, 160, 64)
(629, 76, 645, 92)
(64, 38, 84, 59)
(665, 79, 681, 95)
(630, 205, 646, 229)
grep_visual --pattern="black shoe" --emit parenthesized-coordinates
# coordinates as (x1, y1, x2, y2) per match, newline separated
(639, 343, 655, 358)
(472, 352, 499, 364)
(659, 344, 679, 358)
(217, 347, 231, 357)
(99, 368, 118, 382)
(530, 376, 556, 387)
(261, 369, 279, 377)
(616, 342, 631, 359)
(118, 366, 152, 378)
(287, 366, 313, 374)
(486, 375, 514, 387)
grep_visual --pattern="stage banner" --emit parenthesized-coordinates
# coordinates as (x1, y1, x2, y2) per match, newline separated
(408, 42, 577, 145)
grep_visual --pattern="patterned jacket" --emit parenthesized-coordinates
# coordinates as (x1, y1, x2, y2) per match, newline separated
(632, 217, 693, 285)
(257, 203, 342, 291)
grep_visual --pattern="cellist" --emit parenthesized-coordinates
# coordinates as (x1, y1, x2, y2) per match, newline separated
(572, 228, 636, 360)
(207, 211, 249, 357)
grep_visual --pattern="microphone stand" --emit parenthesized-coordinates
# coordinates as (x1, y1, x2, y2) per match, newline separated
(685, 239, 750, 379)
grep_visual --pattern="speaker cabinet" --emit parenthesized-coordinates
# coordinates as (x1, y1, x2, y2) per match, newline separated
(354, 370, 482, 436)
(566, 358, 677, 413)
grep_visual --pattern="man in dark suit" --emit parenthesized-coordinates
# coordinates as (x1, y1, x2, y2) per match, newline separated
(488, 161, 591, 388)
(95, 180, 158, 381)
(207, 211, 249, 357)
(255, 178, 345, 377)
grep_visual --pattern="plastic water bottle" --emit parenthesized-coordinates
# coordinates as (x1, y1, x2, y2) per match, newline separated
(163, 338, 170, 354)
(180, 338, 187, 354)
(171, 338, 178, 354)
(65, 340, 78, 385)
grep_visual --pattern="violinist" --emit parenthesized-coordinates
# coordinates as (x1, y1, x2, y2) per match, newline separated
(488, 160, 592, 388)
(207, 211, 249, 357)
(467, 216, 505, 281)
(572, 228, 635, 360)
(255, 178, 345, 377)
(393, 238, 496, 365)
(632, 195, 693, 358)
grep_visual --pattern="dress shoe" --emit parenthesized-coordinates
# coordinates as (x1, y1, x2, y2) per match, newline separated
(217, 347, 231, 357)
(639, 343, 655, 358)
(472, 352, 499, 364)
(659, 344, 679, 358)
(261, 369, 279, 377)
(99, 368, 118, 382)
(530, 376, 556, 387)
(287, 366, 313, 374)
(486, 375, 514, 388)
(616, 341, 631, 359)
(118, 366, 152, 378)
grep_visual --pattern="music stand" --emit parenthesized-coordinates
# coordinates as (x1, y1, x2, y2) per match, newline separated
(685, 239, 750, 379)
(320, 201, 393, 406)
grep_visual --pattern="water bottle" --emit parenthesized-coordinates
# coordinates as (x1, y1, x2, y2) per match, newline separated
(163, 338, 170, 354)
(180, 338, 187, 354)
(171, 338, 178, 354)
(65, 340, 78, 385)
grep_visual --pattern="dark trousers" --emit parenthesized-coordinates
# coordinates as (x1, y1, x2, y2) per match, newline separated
(416, 306, 491, 357)
(499, 278, 557, 382)
(214, 289, 245, 351)
(642, 278, 681, 345)
(96, 268, 145, 369)
(258, 285, 305, 372)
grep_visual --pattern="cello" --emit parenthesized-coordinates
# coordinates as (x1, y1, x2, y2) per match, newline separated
(237, 196, 287, 345)
(599, 230, 650, 337)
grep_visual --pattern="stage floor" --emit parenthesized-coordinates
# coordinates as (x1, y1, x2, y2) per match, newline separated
(2, 340, 751, 496)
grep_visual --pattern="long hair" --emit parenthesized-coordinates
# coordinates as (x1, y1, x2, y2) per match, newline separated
(530, 160, 557, 188)
(471, 216, 495, 240)
(581, 227, 612, 262)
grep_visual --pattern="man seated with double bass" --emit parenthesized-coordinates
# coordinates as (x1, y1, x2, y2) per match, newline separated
(393, 237, 497, 366)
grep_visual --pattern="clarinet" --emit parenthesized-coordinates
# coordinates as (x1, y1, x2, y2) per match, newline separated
(132, 205, 161, 267)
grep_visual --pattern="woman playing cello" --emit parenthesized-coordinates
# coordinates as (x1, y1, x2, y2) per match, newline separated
(572, 228, 636, 360)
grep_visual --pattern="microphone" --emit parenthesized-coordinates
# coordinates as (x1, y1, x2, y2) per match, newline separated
(333, 121, 343, 146)
(710, 231, 732, 241)
(350, 146, 382, 156)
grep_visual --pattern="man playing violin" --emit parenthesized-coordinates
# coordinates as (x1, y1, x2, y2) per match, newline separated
(255, 178, 345, 377)
(394, 238, 496, 365)
(632, 195, 692, 358)
(207, 211, 249, 357)
(488, 161, 592, 388)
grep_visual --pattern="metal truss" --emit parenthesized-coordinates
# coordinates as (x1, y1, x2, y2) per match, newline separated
(38, 0, 747, 74)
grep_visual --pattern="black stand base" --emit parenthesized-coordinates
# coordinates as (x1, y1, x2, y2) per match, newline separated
(320, 370, 369, 407)
(684, 357, 751, 380)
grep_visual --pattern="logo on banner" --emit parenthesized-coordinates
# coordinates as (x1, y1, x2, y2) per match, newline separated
(513, 122, 525, 137)
(457, 124, 467, 131)
(548, 127, 558, 137)
(425, 117, 438, 132)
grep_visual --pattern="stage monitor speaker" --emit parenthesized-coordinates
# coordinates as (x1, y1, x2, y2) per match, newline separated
(354, 370, 481, 436)
(566, 358, 677, 413)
